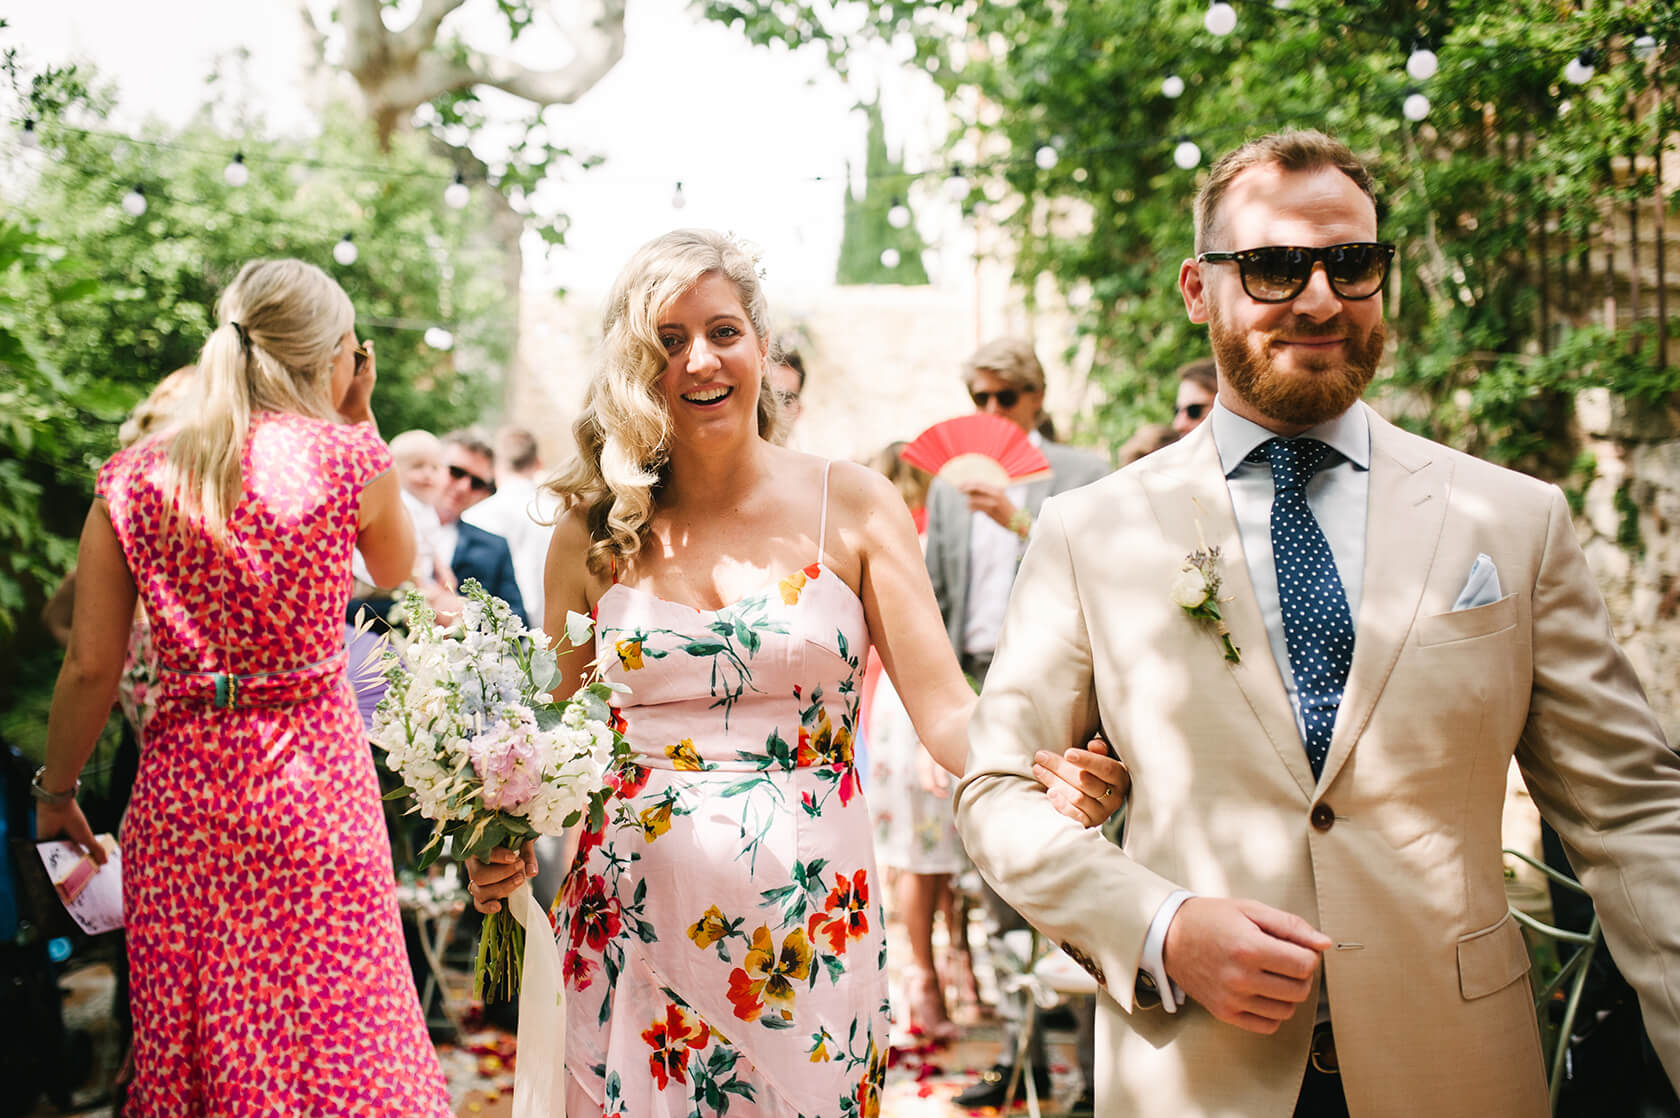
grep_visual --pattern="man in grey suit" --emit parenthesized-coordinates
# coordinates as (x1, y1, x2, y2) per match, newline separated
(927, 337, 1111, 1113)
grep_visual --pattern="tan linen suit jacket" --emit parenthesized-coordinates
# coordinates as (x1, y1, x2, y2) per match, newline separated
(954, 404, 1680, 1118)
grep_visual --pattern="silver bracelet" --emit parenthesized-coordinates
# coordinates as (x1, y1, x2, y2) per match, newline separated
(29, 766, 80, 805)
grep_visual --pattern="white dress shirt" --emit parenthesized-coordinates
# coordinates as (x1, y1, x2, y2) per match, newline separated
(961, 432, 1041, 658)
(1140, 400, 1371, 1015)
(353, 489, 446, 588)
(462, 475, 560, 627)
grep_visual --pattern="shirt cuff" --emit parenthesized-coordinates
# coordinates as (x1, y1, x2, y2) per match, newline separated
(1140, 889, 1195, 1013)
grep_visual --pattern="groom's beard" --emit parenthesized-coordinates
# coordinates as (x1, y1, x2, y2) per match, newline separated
(1211, 305, 1386, 429)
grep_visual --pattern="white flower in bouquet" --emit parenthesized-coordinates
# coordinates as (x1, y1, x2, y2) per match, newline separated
(369, 579, 629, 1002)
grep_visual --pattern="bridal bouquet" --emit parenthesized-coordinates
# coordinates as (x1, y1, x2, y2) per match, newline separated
(369, 580, 625, 1003)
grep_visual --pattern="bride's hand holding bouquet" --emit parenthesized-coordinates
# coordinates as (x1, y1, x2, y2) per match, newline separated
(369, 580, 624, 1004)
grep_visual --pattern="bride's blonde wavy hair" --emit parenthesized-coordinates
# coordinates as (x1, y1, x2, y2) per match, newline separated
(160, 258, 352, 541)
(548, 229, 782, 575)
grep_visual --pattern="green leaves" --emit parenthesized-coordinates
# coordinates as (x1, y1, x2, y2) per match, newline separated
(702, 0, 1676, 477)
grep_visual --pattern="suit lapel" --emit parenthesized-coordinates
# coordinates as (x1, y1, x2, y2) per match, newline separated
(1316, 411, 1451, 789)
(1140, 428, 1317, 799)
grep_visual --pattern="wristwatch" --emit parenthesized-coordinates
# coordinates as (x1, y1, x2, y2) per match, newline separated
(29, 766, 80, 805)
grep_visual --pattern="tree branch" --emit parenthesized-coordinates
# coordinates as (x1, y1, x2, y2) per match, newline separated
(394, 0, 471, 61)
(447, 0, 628, 107)
(296, 0, 329, 70)
(338, 0, 390, 78)
(343, 0, 629, 142)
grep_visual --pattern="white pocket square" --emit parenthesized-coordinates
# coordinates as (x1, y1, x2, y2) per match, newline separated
(1452, 553, 1502, 610)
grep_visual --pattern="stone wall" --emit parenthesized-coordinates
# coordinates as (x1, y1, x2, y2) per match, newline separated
(1576, 389, 1680, 742)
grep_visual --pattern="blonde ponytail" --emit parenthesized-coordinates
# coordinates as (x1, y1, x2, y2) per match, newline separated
(161, 258, 353, 541)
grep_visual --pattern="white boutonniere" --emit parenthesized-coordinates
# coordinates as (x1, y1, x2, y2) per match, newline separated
(1175, 536, 1240, 664)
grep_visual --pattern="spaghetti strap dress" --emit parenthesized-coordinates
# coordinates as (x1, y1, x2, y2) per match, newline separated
(97, 411, 451, 1117)
(555, 463, 890, 1117)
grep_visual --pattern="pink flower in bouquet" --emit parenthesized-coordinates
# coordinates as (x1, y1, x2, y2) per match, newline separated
(467, 720, 543, 811)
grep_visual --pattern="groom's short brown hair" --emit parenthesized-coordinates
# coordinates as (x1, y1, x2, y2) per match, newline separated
(1193, 130, 1378, 254)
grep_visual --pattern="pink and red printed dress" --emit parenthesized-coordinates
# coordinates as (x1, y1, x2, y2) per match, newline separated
(555, 473, 890, 1117)
(97, 412, 450, 1117)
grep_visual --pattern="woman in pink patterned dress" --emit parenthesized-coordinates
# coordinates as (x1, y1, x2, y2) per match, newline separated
(467, 230, 1127, 1117)
(35, 258, 451, 1117)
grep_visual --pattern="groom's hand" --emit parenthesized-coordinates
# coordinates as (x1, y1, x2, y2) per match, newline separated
(465, 842, 539, 915)
(1162, 897, 1329, 1034)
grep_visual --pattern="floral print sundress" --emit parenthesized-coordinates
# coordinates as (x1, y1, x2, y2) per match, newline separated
(97, 412, 451, 1117)
(556, 464, 890, 1117)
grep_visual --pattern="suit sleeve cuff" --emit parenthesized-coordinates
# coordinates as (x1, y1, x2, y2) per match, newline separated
(1139, 889, 1195, 1013)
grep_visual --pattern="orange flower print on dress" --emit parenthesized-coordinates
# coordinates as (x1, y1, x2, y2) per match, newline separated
(807, 868, 871, 956)
(642, 1002, 710, 1091)
(728, 925, 813, 1024)
(853, 1034, 887, 1117)
(570, 875, 623, 951)
(563, 947, 596, 990)
(807, 1027, 835, 1063)
(616, 638, 645, 670)
(637, 800, 673, 842)
(606, 760, 650, 801)
(688, 905, 730, 950)
(796, 707, 831, 767)
(665, 738, 704, 771)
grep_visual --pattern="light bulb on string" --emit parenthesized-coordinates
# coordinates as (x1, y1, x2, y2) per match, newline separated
(1035, 144, 1059, 170)
(333, 234, 358, 266)
(1406, 47, 1439, 81)
(671, 181, 687, 209)
(1162, 75, 1185, 99)
(223, 152, 249, 187)
(444, 172, 470, 209)
(880, 248, 901, 269)
(20, 118, 39, 150)
(944, 168, 969, 201)
(1563, 49, 1595, 86)
(1204, 3, 1237, 37)
(1402, 91, 1431, 122)
(887, 199, 911, 229)
(1173, 139, 1202, 170)
(423, 327, 454, 351)
(121, 185, 148, 217)
(1633, 34, 1658, 63)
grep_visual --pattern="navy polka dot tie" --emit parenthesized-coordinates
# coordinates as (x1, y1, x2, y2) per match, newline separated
(1250, 438, 1354, 779)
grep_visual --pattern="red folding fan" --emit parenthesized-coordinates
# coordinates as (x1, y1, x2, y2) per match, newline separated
(900, 413, 1053, 489)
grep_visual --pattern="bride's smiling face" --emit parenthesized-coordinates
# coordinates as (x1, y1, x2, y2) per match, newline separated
(656, 271, 768, 442)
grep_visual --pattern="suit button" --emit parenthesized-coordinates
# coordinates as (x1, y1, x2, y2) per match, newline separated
(1311, 803, 1335, 832)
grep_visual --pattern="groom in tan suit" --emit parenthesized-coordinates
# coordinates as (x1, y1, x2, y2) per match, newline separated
(954, 129, 1680, 1118)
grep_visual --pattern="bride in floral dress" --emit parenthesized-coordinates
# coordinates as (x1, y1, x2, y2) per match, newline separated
(467, 230, 1126, 1116)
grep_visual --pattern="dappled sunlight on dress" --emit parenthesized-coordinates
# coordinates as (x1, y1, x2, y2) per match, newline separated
(555, 520, 890, 1116)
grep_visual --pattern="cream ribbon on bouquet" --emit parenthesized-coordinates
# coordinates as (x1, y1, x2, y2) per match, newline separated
(508, 881, 566, 1118)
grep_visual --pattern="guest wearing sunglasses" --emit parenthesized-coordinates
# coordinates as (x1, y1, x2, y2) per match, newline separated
(956, 129, 1680, 1118)
(927, 337, 1112, 1114)
(432, 429, 526, 621)
(1172, 357, 1218, 437)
